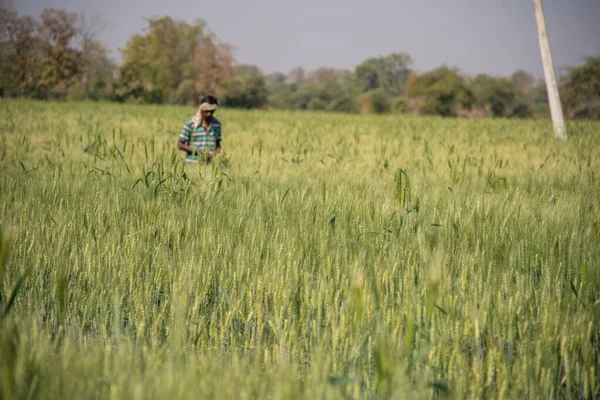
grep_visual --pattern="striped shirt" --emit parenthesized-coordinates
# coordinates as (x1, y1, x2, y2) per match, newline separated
(179, 117, 222, 163)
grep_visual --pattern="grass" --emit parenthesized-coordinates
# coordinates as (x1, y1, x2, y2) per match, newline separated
(0, 99, 599, 399)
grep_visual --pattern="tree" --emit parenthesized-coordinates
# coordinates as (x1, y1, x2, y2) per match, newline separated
(355, 58, 379, 92)
(287, 67, 305, 86)
(120, 16, 203, 102)
(265, 72, 286, 85)
(0, 5, 43, 97)
(560, 56, 600, 119)
(328, 96, 358, 113)
(270, 66, 358, 113)
(37, 8, 82, 98)
(532, 79, 548, 104)
(221, 64, 268, 109)
(71, 39, 115, 100)
(192, 36, 235, 102)
(0, 6, 115, 101)
(368, 88, 390, 114)
(265, 72, 294, 109)
(1, 6, 107, 100)
(0, 1, 15, 96)
(305, 67, 347, 84)
(119, 16, 234, 104)
(486, 79, 517, 117)
(113, 59, 154, 103)
(469, 73, 534, 118)
(407, 66, 473, 117)
(355, 52, 413, 98)
(70, 13, 114, 100)
(511, 69, 536, 93)
(303, 67, 352, 111)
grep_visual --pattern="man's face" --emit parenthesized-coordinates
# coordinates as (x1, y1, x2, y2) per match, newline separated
(201, 110, 214, 122)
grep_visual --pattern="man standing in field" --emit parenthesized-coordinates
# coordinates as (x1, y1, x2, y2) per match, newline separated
(177, 95, 222, 164)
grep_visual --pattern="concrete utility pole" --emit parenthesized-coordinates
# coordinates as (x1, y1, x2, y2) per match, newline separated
(532, 0, 567, 139)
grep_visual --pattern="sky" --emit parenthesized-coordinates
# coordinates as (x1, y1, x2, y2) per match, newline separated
(14, 0, 600, 79)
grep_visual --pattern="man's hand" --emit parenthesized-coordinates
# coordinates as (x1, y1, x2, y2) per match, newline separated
(178, 141, 221, 158)
(178, 141, 196, 154)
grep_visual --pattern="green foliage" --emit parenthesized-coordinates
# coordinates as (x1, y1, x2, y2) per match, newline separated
(0, 4, 598, 123)
(487, 79, 519, 117)
(113, 59, 162, 104)
(328, 96, 358, 114)
(561, 56, 600, 119)
(222, 65, 269, 109)
(267, 71, 358, 113)
(368, 88, 390, 114)
(36, 9, 82, 98)
(408, 66, 474, 117)
(0, 5, 116, 101)
(0, 6, 83, 99)
(510, 69, 536, 93)
(79, 40, 116, 101)
(1, 100, 599, 398)
(166, 79, 197, 106)
(392, 97, 408, 114)
(307, 97, 328, 111)
(355, 52, 413, 98)
(469, 74, 535, 118)
(119, 16, 208, 103)
(573, 101, 600, 119)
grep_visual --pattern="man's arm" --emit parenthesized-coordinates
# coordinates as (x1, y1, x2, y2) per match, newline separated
(178, 122, 193, 154)
(177, 141, 197, 154)
(214, 123, 222, 155)
(177, 122, 213, 155)
(178, 141, 217, 156)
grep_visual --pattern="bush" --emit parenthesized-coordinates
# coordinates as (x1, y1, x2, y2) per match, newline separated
(419, 92, 457, 117)
(511, 101, 534, 119)
(328, 97, 359, 114)
(307, 98, 328, 111)
(574, 101, 600, 120)
(66, 82, 87, 102)
(167, 80, 196, 106)
(392, 97, 408, 114)
(368, 88, 390, 114)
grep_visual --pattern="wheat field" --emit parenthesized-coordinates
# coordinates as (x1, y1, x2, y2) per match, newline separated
(0, 99, 599, 399)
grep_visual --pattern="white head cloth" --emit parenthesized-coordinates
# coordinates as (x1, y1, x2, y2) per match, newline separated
(192, 102, 218, 128)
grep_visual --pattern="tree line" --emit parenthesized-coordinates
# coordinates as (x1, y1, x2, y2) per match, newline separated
(1, 4, 598, 119)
